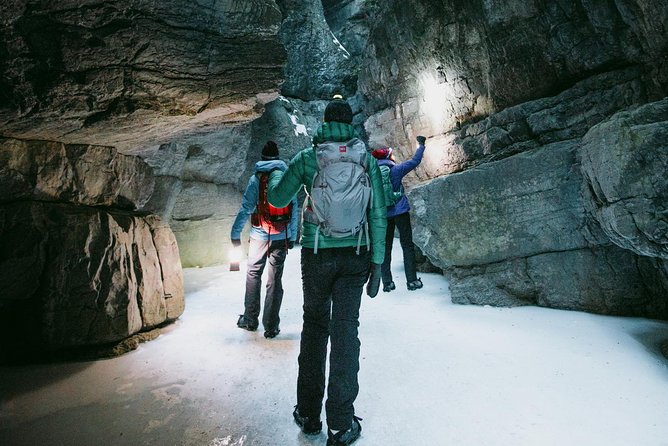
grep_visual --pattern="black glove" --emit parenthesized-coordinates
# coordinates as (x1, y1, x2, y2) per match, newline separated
(288, 240, 295, 249)
(416, 135, 426, 146)
(231, 239, 241, 247)
(366, 263, 382, 298)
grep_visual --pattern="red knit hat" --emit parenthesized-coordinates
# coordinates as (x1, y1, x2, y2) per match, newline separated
(371, 147, 393, 160)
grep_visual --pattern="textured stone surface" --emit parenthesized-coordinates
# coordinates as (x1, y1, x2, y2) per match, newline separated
(360, 0, 668, 148)
(276, 0, 357, 100)
(581, 98, 668, 259)
(449, 247, 667, 319)
(0, 202, 185, 355)
(411, 141, 600, 268)
(410, 131, 666, 318)
(0, 0, 285, 152)
(0, 137, 154, 209)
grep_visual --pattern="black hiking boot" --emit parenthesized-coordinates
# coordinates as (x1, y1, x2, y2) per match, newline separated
(236, 315, 258, 331)
(327, 416, 362, 446)
(383, 281, 396, 292)
(407, 278, 423, 291)
(293, 406, 322, 435)
(264, 328, 280, 339)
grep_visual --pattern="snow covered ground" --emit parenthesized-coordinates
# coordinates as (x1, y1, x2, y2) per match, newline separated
(1, 243, 668, 446)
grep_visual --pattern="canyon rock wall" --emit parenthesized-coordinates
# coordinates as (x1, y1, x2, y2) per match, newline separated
(359, 0, 668, 318)
(0, 0, 285, 153)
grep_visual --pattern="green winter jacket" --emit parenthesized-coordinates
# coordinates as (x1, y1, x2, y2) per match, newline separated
(267, 121, 387, 265)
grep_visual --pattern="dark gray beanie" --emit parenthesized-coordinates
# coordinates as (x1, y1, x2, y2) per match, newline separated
(324, 96, 353, 124)
(261, 141, 279, 160)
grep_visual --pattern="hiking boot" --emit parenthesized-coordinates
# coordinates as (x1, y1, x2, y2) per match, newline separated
(327, 416, 362, 446)
(407, 278, 423, 291)
(264, 328, 280, 339)
(383, 281, 396, 292)
(293, 406, 322, 435)
(236, 315, 258, 331)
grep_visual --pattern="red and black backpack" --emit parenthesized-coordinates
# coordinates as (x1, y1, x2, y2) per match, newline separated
(251, 172, 292, 234)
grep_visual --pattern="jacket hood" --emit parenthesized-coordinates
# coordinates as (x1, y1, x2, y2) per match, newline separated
(377, 158, 395, 167)
(312, 121, 357, 145)
(255, 159, 287, 173)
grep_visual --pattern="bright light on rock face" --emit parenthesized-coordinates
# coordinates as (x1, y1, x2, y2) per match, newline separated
(419, 72, 452, 128)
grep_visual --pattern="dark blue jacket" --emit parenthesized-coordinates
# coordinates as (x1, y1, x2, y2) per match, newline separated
(377, 144, 425, 218)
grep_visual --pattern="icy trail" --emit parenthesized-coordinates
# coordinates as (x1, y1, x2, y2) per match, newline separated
(1, 244, 668, 446)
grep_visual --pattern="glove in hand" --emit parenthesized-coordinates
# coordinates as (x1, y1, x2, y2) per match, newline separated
(416, 135, 426, 145)
(366, 263, 382, 298)
(231, 239, 241, 247)
(288, 241, 295, 249)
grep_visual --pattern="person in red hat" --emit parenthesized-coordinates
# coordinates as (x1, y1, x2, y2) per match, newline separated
(371, 136, 426, 291)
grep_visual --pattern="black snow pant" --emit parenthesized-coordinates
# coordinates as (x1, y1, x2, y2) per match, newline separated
(243, 237, 288, 331)
(381, 211, 418, 286)
(297, 247, 370, 431)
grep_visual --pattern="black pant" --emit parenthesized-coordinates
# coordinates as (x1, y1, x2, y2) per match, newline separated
(298, 247, 370, 431)
(382, 212, 417, 285)
(243, 238, 288, 330)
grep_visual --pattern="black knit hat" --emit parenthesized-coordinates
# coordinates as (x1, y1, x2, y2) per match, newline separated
(261, 140, 279, 160)
(324, 95, 353, 124)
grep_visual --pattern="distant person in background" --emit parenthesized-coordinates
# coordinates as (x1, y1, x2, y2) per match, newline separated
(230, 141, 299, 339)
(371, 135, 426, 292)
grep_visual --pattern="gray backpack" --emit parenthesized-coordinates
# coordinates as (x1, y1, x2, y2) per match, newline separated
(303, 137, 372, 253)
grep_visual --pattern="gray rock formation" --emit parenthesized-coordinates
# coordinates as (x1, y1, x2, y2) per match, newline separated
(357, 0, 668, 319)
(0, 0, 285, 153)
(276, 0, 357, 100)
(581, 98, 668, 260)
(409, 92, 668, 318)
(0, 138, 184, 359)
(361, 0, 667, 148)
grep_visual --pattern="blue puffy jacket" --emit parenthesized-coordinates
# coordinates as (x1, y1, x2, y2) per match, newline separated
(377, 144, 425, 218)
(230, 160, 299, 242)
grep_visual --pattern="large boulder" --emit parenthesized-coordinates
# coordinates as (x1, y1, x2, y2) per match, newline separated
(0, 0, 285, 153)
(0, 138, 184, 359)
(410, 132, 667, 318)
(0, 137, 153, 209)
(580, 98, 668, 259)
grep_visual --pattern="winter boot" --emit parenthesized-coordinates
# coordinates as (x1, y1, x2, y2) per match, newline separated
(264, 327, 280, 339)
(237, 315, 258, 331)
(327, 416, 362, 446)
(407, 278, 423, 291)
(293, 406, 322, 435)
(383, 281, 396, 292)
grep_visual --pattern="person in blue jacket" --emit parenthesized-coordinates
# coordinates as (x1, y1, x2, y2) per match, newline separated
(230, 141, 299, 338)
(371, 135, 426, 291)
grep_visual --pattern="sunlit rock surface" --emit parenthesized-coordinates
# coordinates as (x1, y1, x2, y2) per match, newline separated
(0, 139, 184, 358)
(0, 0, 285, 153)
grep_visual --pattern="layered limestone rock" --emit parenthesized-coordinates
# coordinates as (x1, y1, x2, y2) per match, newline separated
(0, 138, 184, 358)
(0, 0, 285, 153)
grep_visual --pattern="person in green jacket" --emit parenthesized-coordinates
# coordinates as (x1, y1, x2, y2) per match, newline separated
(267, 96, 386, 446)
